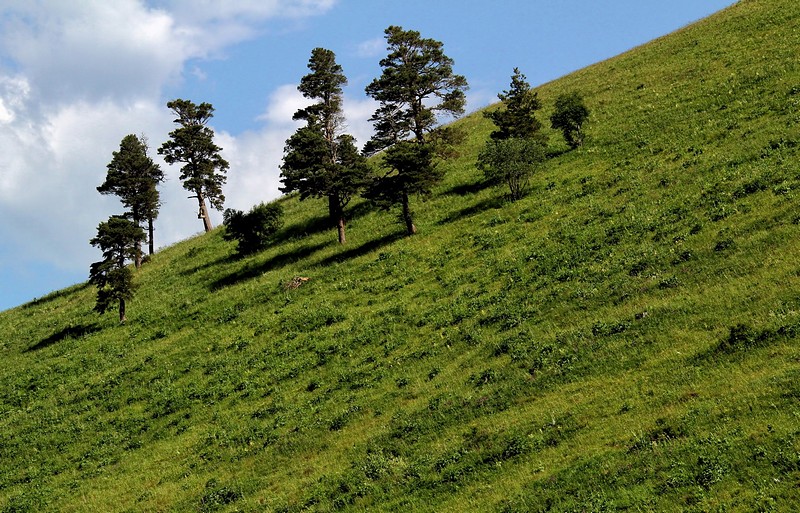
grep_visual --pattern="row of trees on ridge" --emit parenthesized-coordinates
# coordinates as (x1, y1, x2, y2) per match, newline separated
(87, 25, 589, 322)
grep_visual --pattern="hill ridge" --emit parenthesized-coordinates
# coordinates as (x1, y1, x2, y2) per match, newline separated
(2, 0, 800, 510)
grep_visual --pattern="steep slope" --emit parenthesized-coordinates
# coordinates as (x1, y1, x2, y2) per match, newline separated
(2, 0, 799, 510)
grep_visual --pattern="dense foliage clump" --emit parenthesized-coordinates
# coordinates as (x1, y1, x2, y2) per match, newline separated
(477, 137, 545, 200)
(550, 91, 590, 148)
(222, 202, 284, 255)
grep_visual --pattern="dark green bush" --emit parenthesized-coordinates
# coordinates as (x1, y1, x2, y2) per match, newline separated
(223, 202, 284, 255)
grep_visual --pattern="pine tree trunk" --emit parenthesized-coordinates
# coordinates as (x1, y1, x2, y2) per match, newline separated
(401, 192, 416, 235)
(197, 193, 213, 232)
(328, 195, 338, 228)
(148, 217, 155, 255)
(337, 215, 346, 244)
(133, 215, 142, 269)
(119, 297, 127, 324)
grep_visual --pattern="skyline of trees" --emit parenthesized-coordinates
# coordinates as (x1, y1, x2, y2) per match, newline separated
(88, 28, 581, 317)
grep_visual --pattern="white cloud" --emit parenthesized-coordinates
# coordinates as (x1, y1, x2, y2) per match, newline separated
(0, 1, 183, 105)
(0, 0, 341, 281)
(355, 37, 384, 58)
(342, 96, 378, 151)
(217, 128, 287, 213)
(0, 1, 339, 107)
(256, 84, 310, 126)
(156, 0, 336, 23)
(0, 75, 29, 124)
(0, 99, 176, 269)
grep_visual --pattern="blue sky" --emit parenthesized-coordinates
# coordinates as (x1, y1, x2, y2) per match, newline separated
(0, 0, 737, 312)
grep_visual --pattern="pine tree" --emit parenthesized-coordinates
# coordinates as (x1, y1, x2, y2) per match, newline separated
(89, 216, 145, 324)
(364, 25, 468, 235)
(484, 68, 545, 142)
(158, 99, 229, 233)
(365, 140, 438, 235)
(479, 68, 547, 200)
(98, 134, 163, 267)
(280, 48, 370, 244)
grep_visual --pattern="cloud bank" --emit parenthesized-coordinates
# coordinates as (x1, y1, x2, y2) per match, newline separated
(0, 0, 340, 282)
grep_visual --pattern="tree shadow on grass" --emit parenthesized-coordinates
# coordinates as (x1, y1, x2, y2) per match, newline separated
(315, 231, 405, 267)
(276, 201, 375, 243)
(437, 195, 506, 225)
(181, 253, 240, 277)
(277, 213, 333, 242)
(211, 240, 330, 291)
(546, 147, 573, 159)
(440, 179, 492, 198)
(26, 323, 101, 352)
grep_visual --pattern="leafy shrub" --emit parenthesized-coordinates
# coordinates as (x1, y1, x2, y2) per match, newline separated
(477, 138, 546, 200)
(714, 323, 785, 354)
(628, 417, 687, 452)
(591, 320, 631, 337)
(469, 368, 497, 386)
(223, 202, 284, 255)
(550, 91, 590, 148)
(329, 405, 362, 431)
(658, 275, 680, 289)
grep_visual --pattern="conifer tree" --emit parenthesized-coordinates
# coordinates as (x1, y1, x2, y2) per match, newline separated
(159, 99, 229, 233)
(479, 68, 547, 200)
(364, 25, 468, 235)
(98, 134, 163, 267)
(280, 48, 370, 244)
(484, 68, 545, 142)
(89, 216, 145, 324)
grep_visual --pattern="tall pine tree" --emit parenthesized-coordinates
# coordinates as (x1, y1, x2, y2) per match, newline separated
(280, 48, 370, 244)
(364, 26, 468, 235)
(159, 99, 229, 233)
(98, 134, 163, 267)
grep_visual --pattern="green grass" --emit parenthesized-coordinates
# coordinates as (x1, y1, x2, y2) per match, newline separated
(2, 0, 800, 510)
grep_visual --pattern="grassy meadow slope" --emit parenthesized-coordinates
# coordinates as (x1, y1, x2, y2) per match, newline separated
(2, 0, 800, 510)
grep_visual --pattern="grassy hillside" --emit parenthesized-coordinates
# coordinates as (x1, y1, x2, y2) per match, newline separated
(2, 0, 800, 510)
